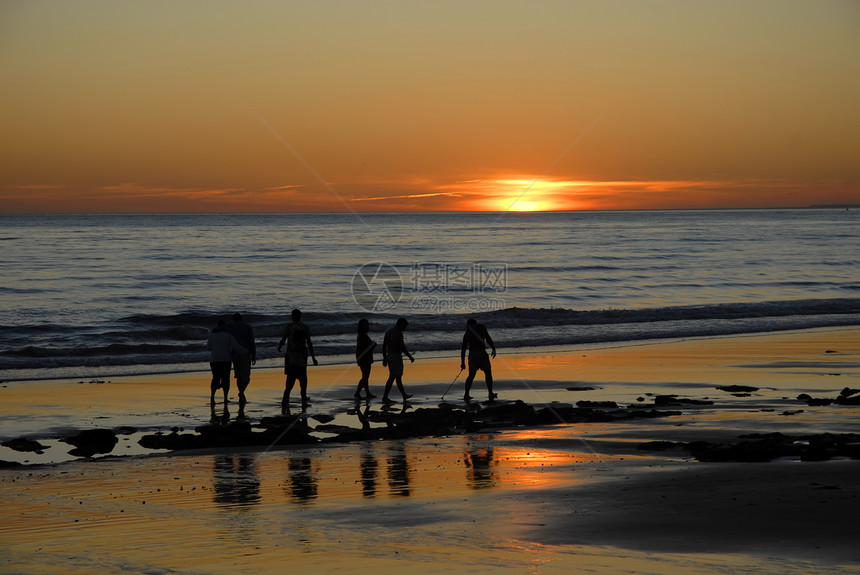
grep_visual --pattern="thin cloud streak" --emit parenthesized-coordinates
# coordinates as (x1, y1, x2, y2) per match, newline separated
(350, 191, 463, 202)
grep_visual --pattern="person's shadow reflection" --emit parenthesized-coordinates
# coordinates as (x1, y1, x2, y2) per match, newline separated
(387, 442, 410, 497)
(286, 455, 318, 503)
(350, 398, 372, 431)
(210, 403, 231, 425)
(465, 442, 496, 489)
(360, 446, 377, 498)
(213, 455, 261, 507)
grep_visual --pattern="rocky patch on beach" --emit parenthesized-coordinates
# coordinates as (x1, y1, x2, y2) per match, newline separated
(716, 384, 759, 397)
(0, 400, 688, 465)
(638, 432, 860, 462)
(7, 390, 854, 466)
(2, 437, 49, 454)
(716, 385, 759, 393)
(797, 387, 860, 407)
(63, 429, 119, 458)
(135, 400, 683, 452)
(632, 393, 722, 407)
(138, 415, 317, 451)
(320, 400, 683, 443)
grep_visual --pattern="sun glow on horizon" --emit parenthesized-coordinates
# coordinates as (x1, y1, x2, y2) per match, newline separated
(503, 199, 547, 212)
(452, 178, 589, 212)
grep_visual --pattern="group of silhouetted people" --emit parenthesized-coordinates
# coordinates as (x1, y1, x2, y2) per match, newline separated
(207, 313, 257, 405)
(207, 310, 497, 408)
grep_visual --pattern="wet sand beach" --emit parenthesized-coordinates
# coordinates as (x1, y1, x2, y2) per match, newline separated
(2, 327, 860, 573)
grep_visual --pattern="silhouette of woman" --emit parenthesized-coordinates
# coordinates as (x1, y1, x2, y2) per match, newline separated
(355, 318, 376, 399)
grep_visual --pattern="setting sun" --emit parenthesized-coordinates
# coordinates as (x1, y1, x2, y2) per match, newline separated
(504, 199, 546, 212)
(450, 178, 588, 212)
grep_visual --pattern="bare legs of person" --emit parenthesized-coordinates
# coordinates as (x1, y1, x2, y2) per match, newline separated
(464, 367, 496, 402)
(210, 361, 230, 405)
(282, 369, 310, 410)
(463, 369, 476, 401)
(210, 380, 228, 404)
(381, 374, 412, 403)
(233, 354, 252, 404)
(355, 363, 375, 399)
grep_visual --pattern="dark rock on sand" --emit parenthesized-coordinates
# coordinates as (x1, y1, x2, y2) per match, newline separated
(716, 385, 759, 393)
(533, 404, 681, 425)
(135, 401, 684, 455)
(387, 405, 477, 437)
(139, 430, 202, 451)
(636, 440, 679, 451)
(654, 395, 714, 407)
(2, 437, 48, 453)
(797, 393, 833, 406)
(683, 432, 860, 462)
(836, 388, 860, 405)
(139, 416, 317, 451)
(576, 400, 619, 408)
(63, 429, 118, 457)
(322, 402, 533, 443)
(798, 388, 860, 406)
(626, 408, 683, 419)
(685, 435, 793, 462)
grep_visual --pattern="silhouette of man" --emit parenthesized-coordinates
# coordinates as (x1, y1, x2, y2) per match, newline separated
(219, 312, 256, 404)
(460, 318, 497, 401)
(381, 317, 414, 403)
(278, 309, 318, 407)
(208, 319, 248, 405)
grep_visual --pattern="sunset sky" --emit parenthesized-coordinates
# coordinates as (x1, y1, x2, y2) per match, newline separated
(2, 1, 858, 213)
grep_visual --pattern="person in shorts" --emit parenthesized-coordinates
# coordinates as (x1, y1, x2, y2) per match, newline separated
(207, 319, 248, 405)
(219, 312, 256, 404)
(460, 318, 497, 402)
(277, 309, 318, 408)
(381, 317, 414, 403)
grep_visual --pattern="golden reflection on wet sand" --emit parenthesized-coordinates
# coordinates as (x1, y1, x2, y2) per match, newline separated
(4, 430, 846, 574)
(2, 434, 618, 574)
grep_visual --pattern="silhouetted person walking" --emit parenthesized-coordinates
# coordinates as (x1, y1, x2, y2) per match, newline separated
(381, 317, 414, 403)
(355, 318, 376, 399)
(208, 319, 248, 405)
(219, 312, 256, 404)
(461, 318, 497, 402)
(278, 309, 318, 407)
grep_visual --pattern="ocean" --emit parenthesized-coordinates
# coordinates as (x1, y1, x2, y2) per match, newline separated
(1, 209, 858, 381)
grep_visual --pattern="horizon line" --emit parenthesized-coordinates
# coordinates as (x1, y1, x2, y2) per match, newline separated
(2, 205, 855, 216)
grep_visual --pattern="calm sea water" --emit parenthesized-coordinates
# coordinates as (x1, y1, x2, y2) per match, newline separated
(1, 210, 858, 380)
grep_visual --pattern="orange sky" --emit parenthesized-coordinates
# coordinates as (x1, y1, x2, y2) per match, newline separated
(1, 1, 859, 213)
